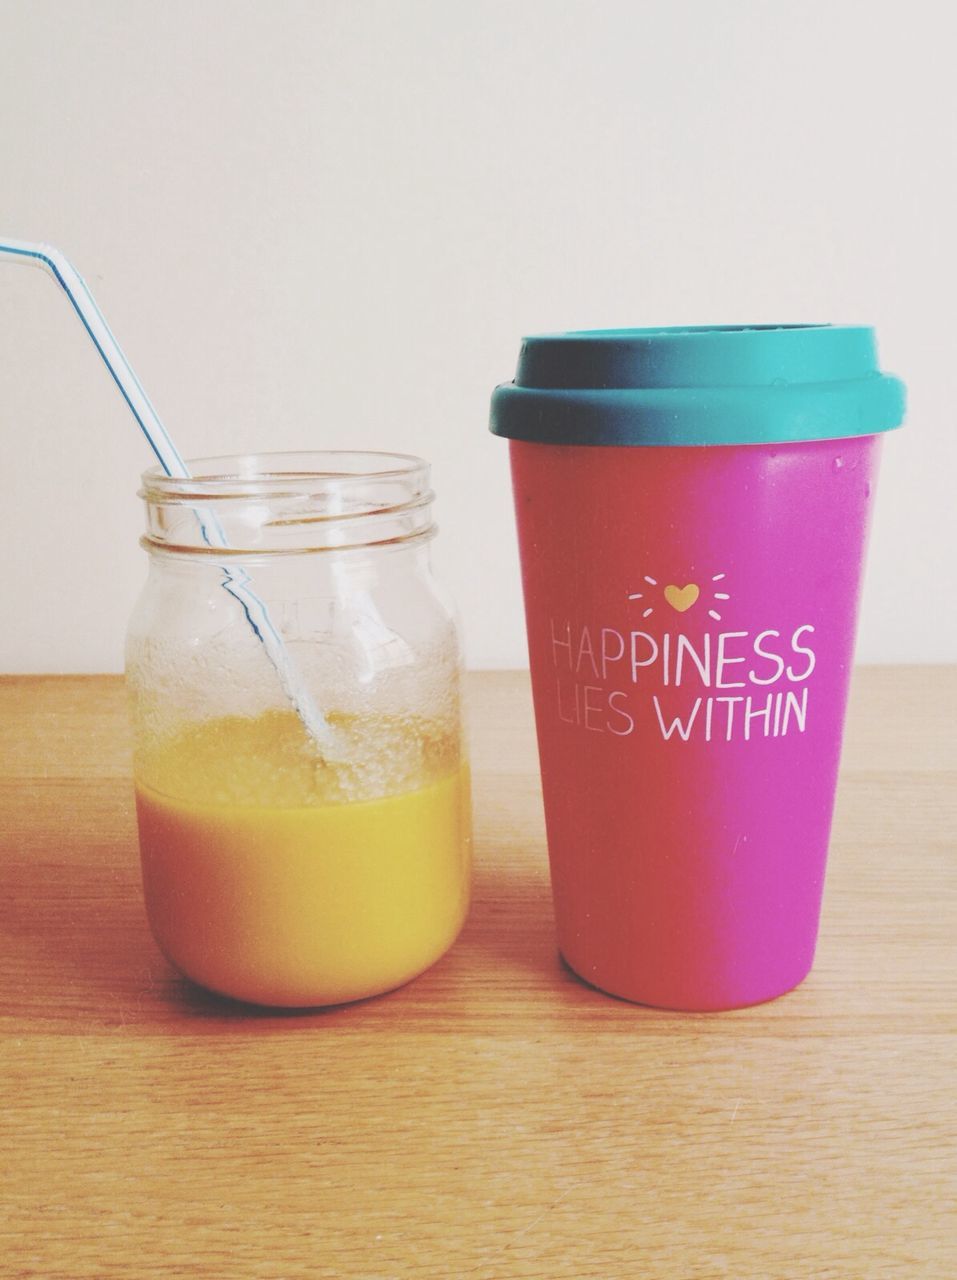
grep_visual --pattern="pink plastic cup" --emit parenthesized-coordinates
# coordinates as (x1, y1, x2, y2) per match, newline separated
(491, 326, 905, 1010)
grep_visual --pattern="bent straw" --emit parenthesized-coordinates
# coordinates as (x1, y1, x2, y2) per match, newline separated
(0, 238, 335, 750)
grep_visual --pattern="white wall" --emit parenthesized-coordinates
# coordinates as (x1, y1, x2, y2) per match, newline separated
(0, 0, 952, 671)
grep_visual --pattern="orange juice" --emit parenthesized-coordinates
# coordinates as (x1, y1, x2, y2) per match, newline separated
(134, 711, 471, 1006)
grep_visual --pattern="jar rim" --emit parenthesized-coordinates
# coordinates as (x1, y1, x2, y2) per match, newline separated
(139, 450, 436, 555)
(141, 450, 429, 503)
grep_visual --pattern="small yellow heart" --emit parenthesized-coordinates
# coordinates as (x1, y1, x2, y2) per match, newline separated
(664, 583, 700, 612)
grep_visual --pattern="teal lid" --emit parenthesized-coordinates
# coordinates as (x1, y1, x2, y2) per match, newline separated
(489, 325, 906, 446)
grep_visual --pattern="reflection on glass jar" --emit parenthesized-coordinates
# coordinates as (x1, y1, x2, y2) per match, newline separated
(126, 452, 471, 1007)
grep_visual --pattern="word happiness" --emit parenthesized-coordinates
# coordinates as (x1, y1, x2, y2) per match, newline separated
(550, 619, 817, 743)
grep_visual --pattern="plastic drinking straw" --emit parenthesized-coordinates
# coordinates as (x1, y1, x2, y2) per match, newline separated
(0, 238, 336, 750)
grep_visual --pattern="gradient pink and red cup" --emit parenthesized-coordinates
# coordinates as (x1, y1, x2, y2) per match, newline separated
(491, 326, 905, 1010)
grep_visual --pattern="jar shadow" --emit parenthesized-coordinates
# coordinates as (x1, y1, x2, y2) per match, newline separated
(2, 787, 579, 1031)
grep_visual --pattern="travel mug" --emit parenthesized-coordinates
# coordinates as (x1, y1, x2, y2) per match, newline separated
(491, 326, 905, 1010)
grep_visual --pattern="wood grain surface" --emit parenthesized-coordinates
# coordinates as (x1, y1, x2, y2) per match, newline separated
(0, 669, 954, 1279)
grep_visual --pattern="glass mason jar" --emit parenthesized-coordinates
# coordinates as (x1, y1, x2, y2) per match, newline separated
(126, 452, 471, 1007)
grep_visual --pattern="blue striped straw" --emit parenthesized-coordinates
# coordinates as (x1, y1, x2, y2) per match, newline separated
(0, 237, 335, 749)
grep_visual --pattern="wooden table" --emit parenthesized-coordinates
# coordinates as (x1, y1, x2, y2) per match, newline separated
(1, 669, 954, 1279)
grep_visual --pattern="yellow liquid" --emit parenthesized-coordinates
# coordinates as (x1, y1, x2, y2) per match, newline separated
(134, 711, 471, 1007)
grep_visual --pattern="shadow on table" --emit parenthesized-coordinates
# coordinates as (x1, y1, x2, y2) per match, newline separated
(1, 815, 602, 1032)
